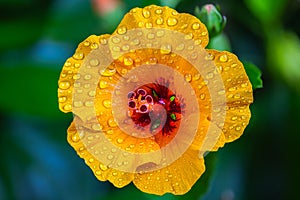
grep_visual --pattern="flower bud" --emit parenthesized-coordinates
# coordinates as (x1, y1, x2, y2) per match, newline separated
(195, 4, 227, 38)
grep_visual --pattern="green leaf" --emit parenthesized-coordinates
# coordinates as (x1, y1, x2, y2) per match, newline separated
(243, 62, 263, 90)
(266, 31, 300, 93)
(244, 0, 287, 24)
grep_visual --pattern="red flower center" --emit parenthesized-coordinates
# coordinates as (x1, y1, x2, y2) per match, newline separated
(127, 78, 183, 138)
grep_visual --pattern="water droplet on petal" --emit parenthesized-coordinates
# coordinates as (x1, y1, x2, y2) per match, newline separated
(59, 81, 71, 90)
(112, 37, 121, 44)
(218, 90, 225, 95)
(58, 96, 67, 103)
(219, 54, 228, 62)
(107, 154, 114, 160)
(155, 9, 163, 14)
(200, 93, 206, 100)
(147, 33, 155, 39)
(99, 81, 108, 88)
(73, 52, 84, 60)
(100, 164, 108, 171)
(145, 22, 153, 28)
(108, 118, 117, 127)
(205, 53, 214, 60)
(89, 59, 99, 66)
(160, 44, 172, 54)
(74, 101, 83, 107)
(184, 73, 192, 82)
(103, 100, 112, 108)
(92, 124, 102, 131)
(156, 30, 165, 37)
(156, 17, 163, 25)
(117, 138, 123, 144)
(91, 43, 98, 49)
(99, 67, 116, 77)
(117, 26, 127, 35)
(192, 22, 200, 30)
(63, 104, 72, 111)
(167, 17, 178, 26)
(231, 116, 238, 121)
(124, 57, 133, 66)
(142, 9, 151, 18)
(99, 38, 107, 45)
(83, 41, 90, 46)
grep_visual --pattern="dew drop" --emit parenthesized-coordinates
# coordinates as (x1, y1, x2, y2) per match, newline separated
(131, 39, 140, 45)
(112, 46, 120, 52)
(235, 126, 241, 131)
(100, 164, 108, 171)
(59, 81, 71, 90)
(145, 22, 153, 28)
(92, 124, 102, 131)
(185, 33, 194, 40)
(205, 53, 214, 60)
(84, 101, 94, 107)
(167, 17, 178, 26)
(193, 73, 200, 81)
(184, 73, 192, 82)
(112, 37, 121, 44)
(83, 41, 90, 46)
(73, 101, 83, 107)
(142, 9, 151, 18)
(176, 43, 185, 51)
(73, 52, 84, 60)
(58, 96, 67, 103)
(71, 134, 80, 142)
(121, 45, 130, 51)
(156, 30, 165, 37)
(219, 54, 228, 62)
(99, 67, 116, 77)
(100, 38, 107, 45)
(91, 43, 98, 49)
(88, 90, 96, 97)
(200, 93, 206, 100)
(206, 72, 214, 79)
(160, 44, 172, 54)
(123, 57, 133, 66)
(218, 90, 225, 95)
(99, 80, 108, 88)
(107, 155, 114, 160)
(231, 116, 238, 121)
(117, 26, 127, 35)
(234, 94, 241, 99)
(156, 17, 163, 25)
(84, 74, 92, 80)
(192, 22, 200, 30)
(63, 104, 72, 111)
(117, 138, 123, 144)
(155, 9, 163, 14)
(103, 100, 112, 108)
(108, 118, 117, 127)
(147, 33, 155, 39)
(72, 74, 80, 80)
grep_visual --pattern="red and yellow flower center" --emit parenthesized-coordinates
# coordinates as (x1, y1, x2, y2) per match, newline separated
(127, 79, 183, 146)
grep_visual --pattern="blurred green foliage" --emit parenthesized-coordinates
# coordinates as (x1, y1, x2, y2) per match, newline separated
(0, 0, 299, 200)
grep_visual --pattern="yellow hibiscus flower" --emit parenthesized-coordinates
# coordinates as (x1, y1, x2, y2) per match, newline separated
(58, 5, 253, 195)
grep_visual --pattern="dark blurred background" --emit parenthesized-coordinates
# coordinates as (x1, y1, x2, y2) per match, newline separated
(1, 0, 300, 199)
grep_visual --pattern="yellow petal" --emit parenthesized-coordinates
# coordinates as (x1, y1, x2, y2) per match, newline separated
(133, 148, 205, 195)
(67, 121, 134, 187)
(58, 34, 110, 113)
(114, 5, 209, 48)
(206, 50, 253, 148)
